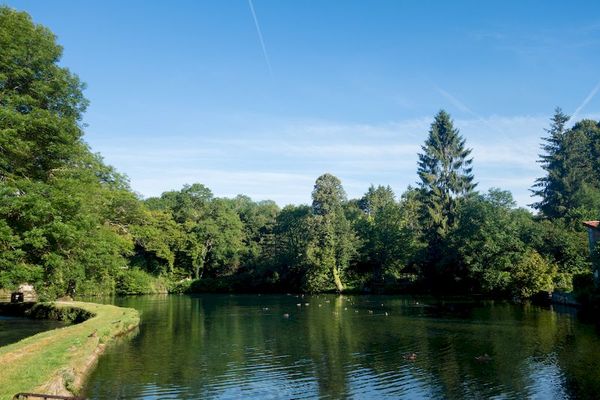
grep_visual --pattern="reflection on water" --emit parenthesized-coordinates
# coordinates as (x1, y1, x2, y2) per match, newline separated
(0, 315, 66, 347)
(83, 295, 600, 399)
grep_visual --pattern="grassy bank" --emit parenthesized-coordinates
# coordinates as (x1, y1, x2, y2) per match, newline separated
(0, 301, 139, 400)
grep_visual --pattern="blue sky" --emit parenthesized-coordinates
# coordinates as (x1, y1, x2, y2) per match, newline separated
(6, 1, 600, 206)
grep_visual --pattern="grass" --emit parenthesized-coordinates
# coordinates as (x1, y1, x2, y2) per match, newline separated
(0, 301, 139, 400)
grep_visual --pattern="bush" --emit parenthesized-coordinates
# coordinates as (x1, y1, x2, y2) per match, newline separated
(554, 272, 574, 293)
(77, 278, 116, 297)
(512, 250, 556, 299)
(168, 278, 193, 293)
(116, 268, 168, 295)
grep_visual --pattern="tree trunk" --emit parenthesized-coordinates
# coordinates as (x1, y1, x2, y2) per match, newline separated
(194, 241, 211, 280)
(332, 265, 344, 293)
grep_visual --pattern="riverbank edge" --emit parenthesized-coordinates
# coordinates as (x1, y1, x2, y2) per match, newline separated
(0, 301, 140, 400)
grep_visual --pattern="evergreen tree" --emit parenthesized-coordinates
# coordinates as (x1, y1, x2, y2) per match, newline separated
(415, 111, 475, 286)
(532, 108, 600, 220)
(531, 108, 570, 218)
(417, 111, 475, 252)
(561, 120, 600, 216)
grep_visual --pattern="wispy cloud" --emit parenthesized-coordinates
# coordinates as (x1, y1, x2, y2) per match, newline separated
(209, 140, 420, 158)
(135, 169, 315, 205)
(471, 25, 600, 58)
(89, 114, 556, 207)
(247, 0, 272, 75)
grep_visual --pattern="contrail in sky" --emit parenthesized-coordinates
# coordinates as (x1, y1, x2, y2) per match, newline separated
(435, 85, 506, 137)
(436, 87, 479, 118)
(248, 0, 272, 75)
(571, 80, 600, 122)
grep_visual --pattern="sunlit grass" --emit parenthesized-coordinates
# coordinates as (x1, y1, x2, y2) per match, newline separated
(0, 301, 139, 400)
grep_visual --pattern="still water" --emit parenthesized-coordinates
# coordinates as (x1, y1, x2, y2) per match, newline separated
(0, 315, 66, 347)
(83, 295, 600, 399)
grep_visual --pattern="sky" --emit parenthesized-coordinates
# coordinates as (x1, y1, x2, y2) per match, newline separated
(5, 1, 600, 207)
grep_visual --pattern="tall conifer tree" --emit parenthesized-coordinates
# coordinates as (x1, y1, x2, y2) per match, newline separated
(417, 110, 475, 274)
(418, 110, 475, 237)
(531, 108, 570, 218)
(532, 108, 600, 219)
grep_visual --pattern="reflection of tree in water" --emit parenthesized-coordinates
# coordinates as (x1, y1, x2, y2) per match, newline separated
(554, 315, 600, 397)
(84, 295, 600, 399)
(304, 295, 352, 398)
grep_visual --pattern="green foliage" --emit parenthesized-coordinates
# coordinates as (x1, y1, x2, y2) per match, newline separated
(354, 186, 423, 286)
(526, 219, 589, 277)
(533, 108, 600, 221)
(115, 268, 169, 295)
(417, 111, 476, 283)
(146, 185, 245, 281)
(130, 211, 179, 273)
(512, 250, 557, 299)
(0, 7, 88, 182)
(449, 189, 566, 298)
(417, 110, 476, 240)
(271, 205, 312, 287)
(0, 6, 596, 300)
(451, 189, 527, 293)
(232, 195, 279, 269)
(0, 7, 137, 298)
(306, 174, 358, 292)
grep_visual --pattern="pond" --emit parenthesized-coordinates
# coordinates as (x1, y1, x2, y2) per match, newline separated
(82, 294, 600, 399)
(0, 315, 66, 347)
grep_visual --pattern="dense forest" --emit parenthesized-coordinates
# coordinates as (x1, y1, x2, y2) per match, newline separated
(1, 7, 599, 300)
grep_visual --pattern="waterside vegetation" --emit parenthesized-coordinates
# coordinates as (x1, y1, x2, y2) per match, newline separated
(0, 301, 139, 399)
(1, 7, 599, 301)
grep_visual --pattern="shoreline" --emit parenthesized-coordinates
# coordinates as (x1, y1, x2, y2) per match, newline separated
(0, 301, 140, 400)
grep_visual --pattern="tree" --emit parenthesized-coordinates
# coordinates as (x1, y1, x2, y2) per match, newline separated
(194, 199, 244, 279)
(524, 218, 589, 290)
(532, 109, 600, 220)
(418, 111, 476, 236)
(307, 174, 357, 292)
(0, 7, 141, 297)
(272, 205, 313, 289)
(358, 185, 395, 217)
(512, 249, 556, 299)
(451, 189, 531, 293)
(0, 7, 88, 182)
(129, 208, 183, 275)
(417, 110, 476, 280)
(355, 185, 421, 285)
(231, 195, 279, 270)
(149, 185, 244, 280)
(531, 108, 570, 218)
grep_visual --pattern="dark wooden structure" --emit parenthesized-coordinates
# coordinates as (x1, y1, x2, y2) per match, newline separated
(13, 394, 86, 400)
(10, 292, 24, 303)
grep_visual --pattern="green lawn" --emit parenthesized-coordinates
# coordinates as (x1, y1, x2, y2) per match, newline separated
(0, 301, 139, 400)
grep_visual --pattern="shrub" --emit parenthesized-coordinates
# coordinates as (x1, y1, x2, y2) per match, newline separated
(511, 250, 557, 299)
(116, 268, 166, 295)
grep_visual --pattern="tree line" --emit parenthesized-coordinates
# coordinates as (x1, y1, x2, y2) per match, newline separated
(0, 7, 598, 299)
